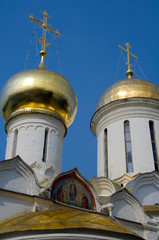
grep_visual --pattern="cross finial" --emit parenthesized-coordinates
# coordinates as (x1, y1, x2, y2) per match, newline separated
(119, 43, 138, 79)
(28, 11, 62, 69)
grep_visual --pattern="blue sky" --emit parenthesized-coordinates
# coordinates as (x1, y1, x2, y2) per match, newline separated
(1, 0, 159, 180)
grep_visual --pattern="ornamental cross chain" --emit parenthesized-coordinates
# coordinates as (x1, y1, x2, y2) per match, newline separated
(119, 43, 138, 79)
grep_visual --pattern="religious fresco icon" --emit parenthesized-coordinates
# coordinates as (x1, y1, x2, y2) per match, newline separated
(51, 169, 96, 210)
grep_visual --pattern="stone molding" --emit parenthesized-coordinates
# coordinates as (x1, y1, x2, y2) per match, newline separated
(126, 171, 159, 205)
(0, 156, 40, 195)
(91, 98, 159, 136)
(90, 176, 121, 197)
(6, 113, 66, 138)
(101, 188, 144, 223)
(114, 173, 141, 187)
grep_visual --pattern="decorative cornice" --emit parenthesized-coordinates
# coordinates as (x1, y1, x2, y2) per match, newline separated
(114, 173, 140, 187)
(101, 188, 144, 223)
(5, 108, 67, 136)
(90, 176, 121, 197)
(0, 156, 41, 195)
(91, 98, 159, 136)
(126, 171, 159, 196)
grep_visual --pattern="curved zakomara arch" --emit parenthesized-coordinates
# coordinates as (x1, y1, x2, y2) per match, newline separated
(50, 168, 97, 211)
(126, 171, 159, 205)
(90, 176, 121, 197)
(109, 188, 144, 223)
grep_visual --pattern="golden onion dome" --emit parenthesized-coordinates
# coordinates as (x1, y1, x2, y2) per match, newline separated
(0, 69, 77, 127)
(95, 78, 159, 112)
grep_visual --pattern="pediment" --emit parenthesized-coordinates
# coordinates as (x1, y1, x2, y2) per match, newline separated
(90, 176, 121, 197)
(101, 188, 144, 223)
(126, 171, 159, 205)
(50, 168, 99, 211)
(114, 173, 140, 187)
(0, 156, 40, 195)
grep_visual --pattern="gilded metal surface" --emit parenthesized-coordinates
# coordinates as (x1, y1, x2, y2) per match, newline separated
(95, 78, 159, 112)
(0, 207, 139, 237)
(143, 205, 159, 213)
(119, 43, 138, 78)
(0, 69, 77, 127)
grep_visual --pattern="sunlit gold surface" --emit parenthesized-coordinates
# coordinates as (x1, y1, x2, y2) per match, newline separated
(0, 207, 139, 237)
(96, 78, 159, 112)
(0, 69, 77, 127)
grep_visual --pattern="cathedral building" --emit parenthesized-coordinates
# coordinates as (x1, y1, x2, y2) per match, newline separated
(0, 11, 158, 240)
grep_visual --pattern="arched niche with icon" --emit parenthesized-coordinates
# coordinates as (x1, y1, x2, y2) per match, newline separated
(50, 168, 97, 211)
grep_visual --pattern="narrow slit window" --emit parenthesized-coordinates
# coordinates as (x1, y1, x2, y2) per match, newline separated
(104, 129, 108, 177)
(12, 129, 18, 157)
(124, 121, 133, 173)
(149, 121, 158, 171)
(42, 129, 48, 162)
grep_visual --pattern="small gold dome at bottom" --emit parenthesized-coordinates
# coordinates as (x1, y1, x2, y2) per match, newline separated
(0, 69, 77, 127)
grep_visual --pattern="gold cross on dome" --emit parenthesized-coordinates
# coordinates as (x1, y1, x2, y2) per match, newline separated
(119, 43, 138, 79)
(28, 10, 62, 69)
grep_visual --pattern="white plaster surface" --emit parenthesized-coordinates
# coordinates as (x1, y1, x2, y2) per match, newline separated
(5, 114, 65, 181)
(0, 157, 40, 195)
(126, 171, 159, 205)
(90, 177, 121, 197)
(0, 194, 32, 221)
(93, 98, 159, 179)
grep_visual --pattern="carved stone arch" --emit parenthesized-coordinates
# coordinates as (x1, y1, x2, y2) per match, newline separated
(18, 125, 26, 131)
(126, 171, 159, 205)
(35, 125, 44, 130)
(26, 125, 36, 130)
(50, 168, 99, 211)
(90, 176, 121, 197)
(55, 132, 61, 137)
(50, 129, 57, 134)
(7, 130, 14, 137)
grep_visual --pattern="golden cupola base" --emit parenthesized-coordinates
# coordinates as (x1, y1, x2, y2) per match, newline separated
(0, 69, 77, 128)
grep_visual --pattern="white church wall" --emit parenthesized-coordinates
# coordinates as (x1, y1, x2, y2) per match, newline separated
(107, 120, 126, 179)
(5, 131, 14, 159)
(17, 125, 44, 166)
(93, 99, 159, 180)
(137, 185, 159, 205)
(0, 157, 40, 195)
(97, 130, 105, 177)
(90, 176, 121, 197)
(0, 193, 32, 221)
(130, 118, 155, 174)
(5, 114, 66, 181)
(126, 171, 159, 205)
(107, 190, 144, 224)
(0, 189, 58, 221)
(97, 119, 126, 179)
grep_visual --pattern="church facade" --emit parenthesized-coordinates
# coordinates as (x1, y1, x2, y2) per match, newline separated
(0, 11, 158, 240)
